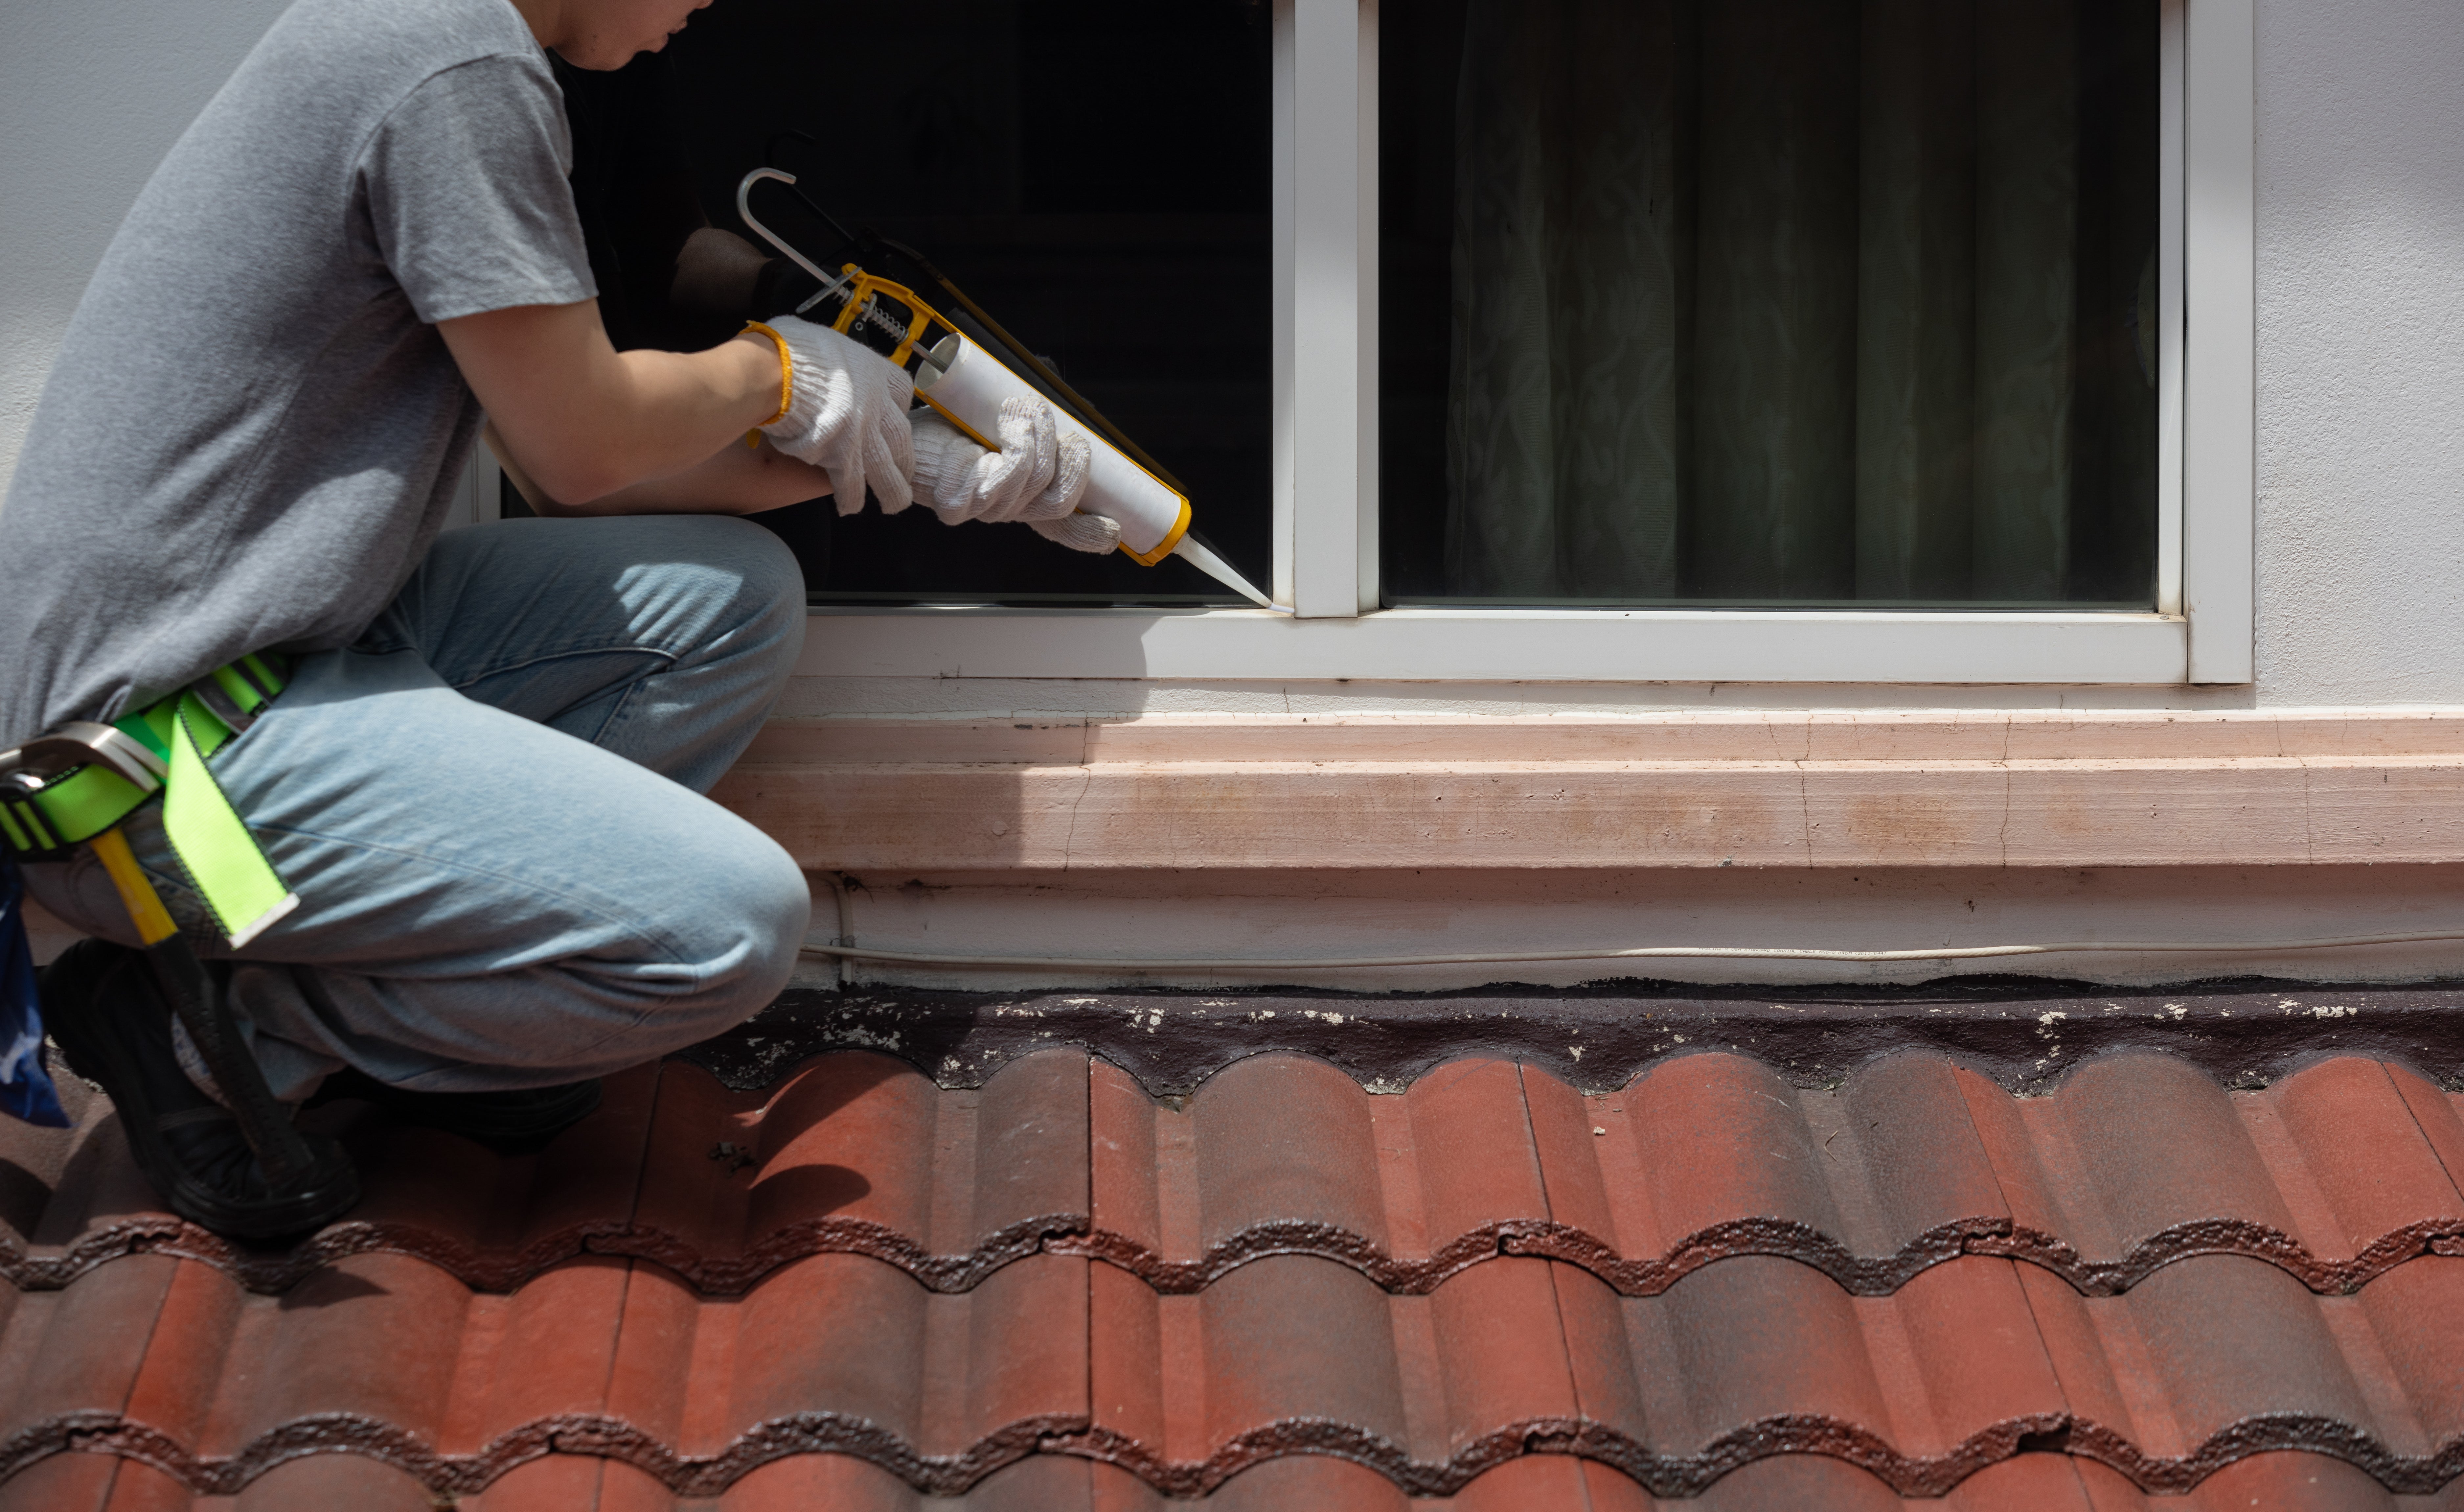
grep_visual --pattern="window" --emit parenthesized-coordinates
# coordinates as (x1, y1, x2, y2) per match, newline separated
(665, 0, 1275, 606)
(1381, 1, 2161, 610)
(752, 0, 2254, 684)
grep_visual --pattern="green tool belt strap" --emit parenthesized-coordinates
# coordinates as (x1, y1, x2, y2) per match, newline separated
(0, 654, 296, 947)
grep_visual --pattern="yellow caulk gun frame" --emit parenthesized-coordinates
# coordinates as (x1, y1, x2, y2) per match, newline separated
(735, 169, 1286, 610)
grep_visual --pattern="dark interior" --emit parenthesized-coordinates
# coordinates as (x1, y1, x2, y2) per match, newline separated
(1378, 0, 2162, 609)
(663, 0, 1273, 604)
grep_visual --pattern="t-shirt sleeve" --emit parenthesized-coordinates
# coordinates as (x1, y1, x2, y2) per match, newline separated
(363, 52, 597, 325)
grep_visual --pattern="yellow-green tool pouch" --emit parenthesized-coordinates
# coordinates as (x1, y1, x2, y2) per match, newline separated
(0, 653, 297, 949)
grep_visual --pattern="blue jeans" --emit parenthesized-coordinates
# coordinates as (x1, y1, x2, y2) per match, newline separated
(24, 515, 810, 1100)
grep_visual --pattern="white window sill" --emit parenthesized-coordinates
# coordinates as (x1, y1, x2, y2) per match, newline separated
(797, 606, 2191, 685)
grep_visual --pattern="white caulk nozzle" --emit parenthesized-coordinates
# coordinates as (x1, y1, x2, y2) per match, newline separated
(1171, 534, 1293, 613)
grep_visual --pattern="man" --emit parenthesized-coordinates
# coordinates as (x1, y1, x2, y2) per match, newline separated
(0, 0, 1091, 1236)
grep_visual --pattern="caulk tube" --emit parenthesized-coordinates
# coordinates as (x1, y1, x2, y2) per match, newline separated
(913, 333, 1190, 566)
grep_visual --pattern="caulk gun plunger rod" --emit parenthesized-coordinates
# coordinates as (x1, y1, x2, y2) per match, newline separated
(1170, 534, 1290, 613)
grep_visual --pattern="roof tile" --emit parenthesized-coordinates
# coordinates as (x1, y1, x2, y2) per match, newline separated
(1682, 1454, 1905, 1511)
(705, 1453, 928, 1511)
(11, 1048, 2464, 1505)
(624, 1049, 1088, 1295)
(2257, 1058, 2464, 1265)
(1184, 1258, 1409, 1478)
(122, 1256, 252, 1452)
(433, 1257, 632, 1455)
(1996, 1054, 2303, 1282)
(0, 1452, 117, 1512)
(0, 1254, 174, 1439)
(1188, 1055, 1395, 1261)
(1203, 1455, 1409, 1511)
(1593, 1053, 1849, 1262)
(216, 1456, 438, 1511)
(2097, 1257, 2379, 1460)
(461, 1454, 622, 1512)
(2068, 1456, 2156, 1511)
(1412, 1454, 1617, 1511)
(1943, 1454, 2107, 1510)
(189, 1254, 474, 1459)
(341, 1056, 660, 1271)
(1835, 1055, 2017, 1253)
(2181, 1450, 2408, 1511)
(63, 1448, 2464, 1509)
(1385, 1059, 1551, 1260)
(2359, 1256, 2464, 1446)
(11, 1050, 2464, 1304)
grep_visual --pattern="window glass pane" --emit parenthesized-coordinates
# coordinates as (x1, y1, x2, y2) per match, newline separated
(666, 0, 1272, 605)
(1380, 0, 2161, 609)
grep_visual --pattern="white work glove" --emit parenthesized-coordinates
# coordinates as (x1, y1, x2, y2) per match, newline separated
(747, 316, 916, 515)
(1026, 510, 1121, 554)
(910, 398, 1113, 552)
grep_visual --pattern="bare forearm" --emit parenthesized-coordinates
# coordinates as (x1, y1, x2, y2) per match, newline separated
(532, 338, 778, 500)
(441, 301, 782, 505)
(494, 422, 834, 517)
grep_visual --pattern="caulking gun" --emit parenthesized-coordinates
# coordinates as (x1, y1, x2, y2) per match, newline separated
(736, 168, 1285, 611)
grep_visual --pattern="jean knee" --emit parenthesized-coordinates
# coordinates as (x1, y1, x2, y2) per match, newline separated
(691, 517, 806, 669)
(741, 838, 812, 990)
(675, 836, 810, 1034)
(694, 516, 803, 610)
(734, 516, 805, 603)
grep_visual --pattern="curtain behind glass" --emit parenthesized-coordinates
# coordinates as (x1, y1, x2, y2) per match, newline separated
(1434, 0, 2155, 606)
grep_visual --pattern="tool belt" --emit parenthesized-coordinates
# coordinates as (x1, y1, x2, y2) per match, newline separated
(0, 653, 297, 948)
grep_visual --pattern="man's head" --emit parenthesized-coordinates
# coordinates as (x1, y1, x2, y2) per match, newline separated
(512, 0, 714, 71)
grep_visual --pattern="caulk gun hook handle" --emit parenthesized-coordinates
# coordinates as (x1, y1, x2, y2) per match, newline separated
(735, 169, 851, 306)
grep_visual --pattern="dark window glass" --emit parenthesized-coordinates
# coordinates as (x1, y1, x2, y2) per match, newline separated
(667, 0, 1272, 604)
(1380, 0, 2161, 609)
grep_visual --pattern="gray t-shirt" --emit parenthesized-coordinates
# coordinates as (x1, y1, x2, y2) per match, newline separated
(0, 0, 593, 745)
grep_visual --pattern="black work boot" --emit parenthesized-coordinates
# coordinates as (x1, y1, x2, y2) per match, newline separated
(40, 939, 359, 1240)
(308, 1067, 601, 1155)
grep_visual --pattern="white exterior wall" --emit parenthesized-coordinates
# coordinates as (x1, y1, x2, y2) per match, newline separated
(2252, 0, 2464, 707)
(10, 1, 2464, 989)
(0, 0, 294, 490)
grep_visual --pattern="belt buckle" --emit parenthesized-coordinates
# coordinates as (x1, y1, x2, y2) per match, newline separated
(0, 722, 170, 795)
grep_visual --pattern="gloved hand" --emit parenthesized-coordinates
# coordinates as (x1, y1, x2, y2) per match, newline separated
(910, 398, 1110, 551)
(1027, 510, 1121, 554)
(746, 316, 915, 515)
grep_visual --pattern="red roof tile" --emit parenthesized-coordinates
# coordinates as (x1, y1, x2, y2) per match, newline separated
(5, 1046, 2464, 1505)
(22, 1451, 2464, 1509)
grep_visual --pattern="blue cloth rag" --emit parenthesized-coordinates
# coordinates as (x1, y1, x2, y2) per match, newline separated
(0, 858, 69, 1127)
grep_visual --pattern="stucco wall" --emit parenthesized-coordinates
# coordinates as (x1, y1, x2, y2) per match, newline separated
(5, 0, 2463, 711)
(2253, 0, 2464, 705)
(0, 0, 293, 490)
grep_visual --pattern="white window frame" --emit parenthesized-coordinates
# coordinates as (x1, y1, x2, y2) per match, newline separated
(799, 0, 2251, 686)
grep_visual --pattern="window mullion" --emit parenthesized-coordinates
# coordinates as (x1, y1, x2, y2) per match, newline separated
(2183, 0, 2256, 682)
(1284, 0, 1367, 619)
(2156, 0, 2188, 619)
(1271, 0, 1296, 608)
(1356, 0, 1381, 615)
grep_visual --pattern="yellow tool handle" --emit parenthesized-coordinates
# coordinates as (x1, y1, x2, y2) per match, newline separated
(90, 826, 179, 946)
